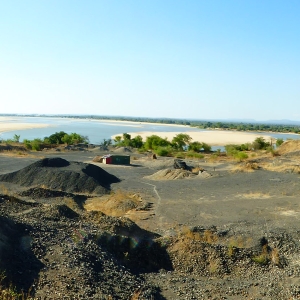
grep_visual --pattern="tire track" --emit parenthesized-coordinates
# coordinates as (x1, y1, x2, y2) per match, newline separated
(140, 181, 163, 231)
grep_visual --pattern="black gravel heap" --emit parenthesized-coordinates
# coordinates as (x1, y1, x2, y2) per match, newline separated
(0, 158, 120, 194)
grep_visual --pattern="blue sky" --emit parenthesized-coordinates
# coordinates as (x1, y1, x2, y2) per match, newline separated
(0, 1, 299, 121)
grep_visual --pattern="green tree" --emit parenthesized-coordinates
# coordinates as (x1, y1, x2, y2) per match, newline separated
(252, 137, 270, 150)
(114, 136, 122, 144)
(201, 142, 211, 152)
(13, 134, 20, 143)
(131, 135, 143, 148)
(188, 141, 202, 152)
(46, 131, 67, 144)
(172, 133, 192, 149)
(144, 135, 170, 150)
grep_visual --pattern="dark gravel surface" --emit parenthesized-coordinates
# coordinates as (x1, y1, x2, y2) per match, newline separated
(1, 150, 300, 299)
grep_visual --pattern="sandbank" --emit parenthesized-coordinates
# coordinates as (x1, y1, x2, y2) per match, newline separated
(112, 130, 274, 146)
(0, 117, 50, 134)
(93, 119, 190, 128)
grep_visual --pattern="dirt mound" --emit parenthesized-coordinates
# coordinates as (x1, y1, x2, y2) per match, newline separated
(198, 170, 212, 178)
(0, 158, 120, 194)
(113, 147, 132, 153)
(0, 216, 43, 291)
(232, 161, 260, 173)
(145, 168, 196, 180)
(85, 191, 143, 217)
(92, 155, 103, 163)
(42, 204, 79, 220)
(277, 140, 300, 156)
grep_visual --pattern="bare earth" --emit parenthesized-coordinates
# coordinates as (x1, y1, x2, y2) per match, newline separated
(1, 144, 300, 299)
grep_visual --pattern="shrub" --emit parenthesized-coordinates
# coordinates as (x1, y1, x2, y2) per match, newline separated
(252, 137, 270, 150)
(188, 141, 202, 152)
(234, 151, 248, 161)
(276, 138, 284, 147)
(154, 146, 173, 156)
(31, 139, 42, 151)
(185, 152, 204, 159)
(144, 135, 171, 150)
(172, 133, 192, 150)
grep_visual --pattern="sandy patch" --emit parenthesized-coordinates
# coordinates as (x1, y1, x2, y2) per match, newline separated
(94, 119, 189, 128)
(278, 210, 300, 217)
(0, 117, 50, 134)
(112, 130, 273, 146)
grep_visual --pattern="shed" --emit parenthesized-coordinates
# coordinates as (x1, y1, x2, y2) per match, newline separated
(102, 154, 130, 165)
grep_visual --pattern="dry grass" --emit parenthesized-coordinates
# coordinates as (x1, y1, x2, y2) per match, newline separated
(252, 244, 281, 266)
(84, 190, 142, 217)
(130, 288, 142, 300)
(0, 150, 29, 157)
(231, 162, 260, 173)
(191, 167, 204, 174)
(180, 227, 218, 244)
(64, 197, 81, 211)
(262, 163, 300, 174)
(228, 236, 253, 249)
(235, 192, 271, 199)
(276, 140, 300, 156)
(0, 270, 32, 300)
(0, 185, 10, 196)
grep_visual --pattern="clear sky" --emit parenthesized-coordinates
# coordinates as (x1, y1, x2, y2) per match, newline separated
(0, 1, 299, 121)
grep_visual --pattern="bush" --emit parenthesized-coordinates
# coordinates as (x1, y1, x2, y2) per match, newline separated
(31, 139, 43, 151)
(276, 138, 284, 147)
(252, 137, 270, 150)
(234, 151, 248, 161)
(145, 135, 171, 150)
(154, 146, 173, 156)
(185, 151, 204, 159)
(188, 141, 211, 152)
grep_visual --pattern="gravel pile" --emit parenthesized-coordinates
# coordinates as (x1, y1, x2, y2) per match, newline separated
(145, 168, 196, 180)
(0, 158, 120, 194)
(0, 195, 163, 299)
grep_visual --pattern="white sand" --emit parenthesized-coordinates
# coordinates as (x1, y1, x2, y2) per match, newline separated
(0, 117, 50, 134)
(112, 130, 273, 146)
(93, 119, 190, 128)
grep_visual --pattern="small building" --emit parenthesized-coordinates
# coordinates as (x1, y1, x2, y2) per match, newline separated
(102, 154, 130, 165)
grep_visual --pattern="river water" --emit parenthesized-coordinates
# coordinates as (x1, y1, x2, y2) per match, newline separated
(0, 117, 299, 150)
(0, 117, 202, 144)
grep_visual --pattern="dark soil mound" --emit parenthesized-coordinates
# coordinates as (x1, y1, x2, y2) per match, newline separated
(34, 157, 70, 167)
(0, 216, 43, 290)
(42, 204, 80, 220)
(0, 158, 120, 194)
(20, 187, 73, 198)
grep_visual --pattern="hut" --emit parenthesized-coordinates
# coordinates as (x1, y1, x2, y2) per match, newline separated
(102, 154, 130, 165)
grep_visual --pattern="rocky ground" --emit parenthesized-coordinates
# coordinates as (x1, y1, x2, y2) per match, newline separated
(1, 144, 300, 299)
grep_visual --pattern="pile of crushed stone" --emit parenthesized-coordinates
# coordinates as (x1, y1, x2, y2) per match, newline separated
(145, 168, 196, 180)
(0, 158, 120, 194)
(138, 157, 175, 170)
(20, 187, 76, 199)
(0, 195, 167, 299)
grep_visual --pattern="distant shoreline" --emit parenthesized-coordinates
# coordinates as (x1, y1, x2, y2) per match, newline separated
(112, 130, 274, 147)
(0, 116, 298, 146)
(0, 117, 50, 134)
